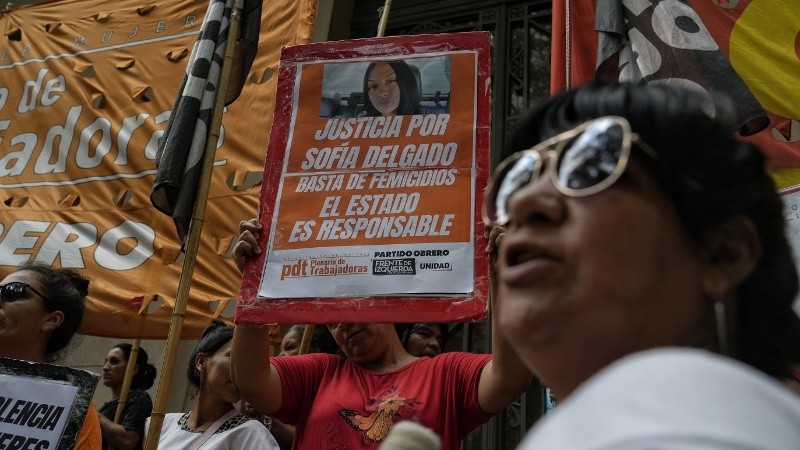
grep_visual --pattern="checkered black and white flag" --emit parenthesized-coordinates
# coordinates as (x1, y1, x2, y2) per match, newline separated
(151, 0, 260, 244)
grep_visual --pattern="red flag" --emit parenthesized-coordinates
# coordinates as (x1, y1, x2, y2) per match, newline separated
(687, 0, 800, 171)
(550, 0, 597, 94)
(551, 0, 800, 171)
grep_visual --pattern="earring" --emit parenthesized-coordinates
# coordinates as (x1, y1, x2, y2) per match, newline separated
(714, 298, 730, 356)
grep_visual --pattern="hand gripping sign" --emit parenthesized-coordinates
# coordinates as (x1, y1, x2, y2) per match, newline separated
(237, 32, 492, 324)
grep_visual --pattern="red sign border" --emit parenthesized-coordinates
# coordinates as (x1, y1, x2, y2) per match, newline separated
(236, 32, 492, 324)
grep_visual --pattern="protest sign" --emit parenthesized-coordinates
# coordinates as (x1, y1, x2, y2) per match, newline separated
(0, 358, 99, 450)
(238, 32, 492, 324)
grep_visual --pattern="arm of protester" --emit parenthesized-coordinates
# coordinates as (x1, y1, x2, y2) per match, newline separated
(269, 418, 296, 450)
(231, 218, 284, 415)
(98, 414, 140, 450)
(478, 224, 534, 413)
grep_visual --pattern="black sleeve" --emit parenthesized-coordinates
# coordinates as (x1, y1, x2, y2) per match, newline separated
(119, 390, 153, 443)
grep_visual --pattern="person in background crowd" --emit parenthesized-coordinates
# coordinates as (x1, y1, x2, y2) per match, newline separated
(362, 60, 422, 116)
(98, 343, 156, 450)
(146, 320, 279, 449)
(487, 82, 800, 448)
(231, 219, 532, 450)
(0, 262, 101, 449)
(395, 323, 448, 358)
(279, 324, 338, 356)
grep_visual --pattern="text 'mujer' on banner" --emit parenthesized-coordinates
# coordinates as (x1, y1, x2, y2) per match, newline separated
(237, 32, 492, 324)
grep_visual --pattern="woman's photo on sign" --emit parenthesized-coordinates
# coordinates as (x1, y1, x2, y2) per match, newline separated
(318, 56, 451, 118)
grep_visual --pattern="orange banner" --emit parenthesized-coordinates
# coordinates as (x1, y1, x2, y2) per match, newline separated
(0, 0, 317, 338)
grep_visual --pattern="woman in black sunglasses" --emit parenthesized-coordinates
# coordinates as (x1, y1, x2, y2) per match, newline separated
(0, 262, 89, 362)
(489, 82, 800, 448)
(0, 262, 101, 448)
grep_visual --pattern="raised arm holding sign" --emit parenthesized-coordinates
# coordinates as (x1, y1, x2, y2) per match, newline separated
(231, 32, 531, 449)
(231, 219, 532, 450)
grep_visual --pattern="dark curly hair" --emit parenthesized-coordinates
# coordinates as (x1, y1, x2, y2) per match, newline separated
(114, 343, 157, 390)
(17, 262, 90, 361)
(504, 81, 800, 379)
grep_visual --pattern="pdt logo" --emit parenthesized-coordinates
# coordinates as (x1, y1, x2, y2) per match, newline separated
(280, 259, 308, 280)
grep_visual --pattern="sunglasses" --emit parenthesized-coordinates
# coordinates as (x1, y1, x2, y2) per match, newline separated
(0, 281, 49, 303)
(484, 116, 658, 226)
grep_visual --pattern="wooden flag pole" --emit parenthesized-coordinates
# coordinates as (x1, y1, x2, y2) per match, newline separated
(298, 324, 315, 355)
(113, 338, 142, 423)
(376, 0, 392, 37)
(143, 1, 243, 448)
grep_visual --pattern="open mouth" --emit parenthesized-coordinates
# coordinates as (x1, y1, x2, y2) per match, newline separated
(502, 238, 561, 285)
(506, 240, 559, 267)
(508, 248, 556, 266)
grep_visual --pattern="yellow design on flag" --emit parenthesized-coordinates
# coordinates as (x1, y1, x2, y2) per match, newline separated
(0, 0, 317, 338)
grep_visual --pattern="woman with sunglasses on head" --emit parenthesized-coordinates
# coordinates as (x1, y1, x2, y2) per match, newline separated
(147, 320, 279, 449)
(485, 82, 800, 449)
(0, 262, 102, 449)
(98, 344, 156, 450)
